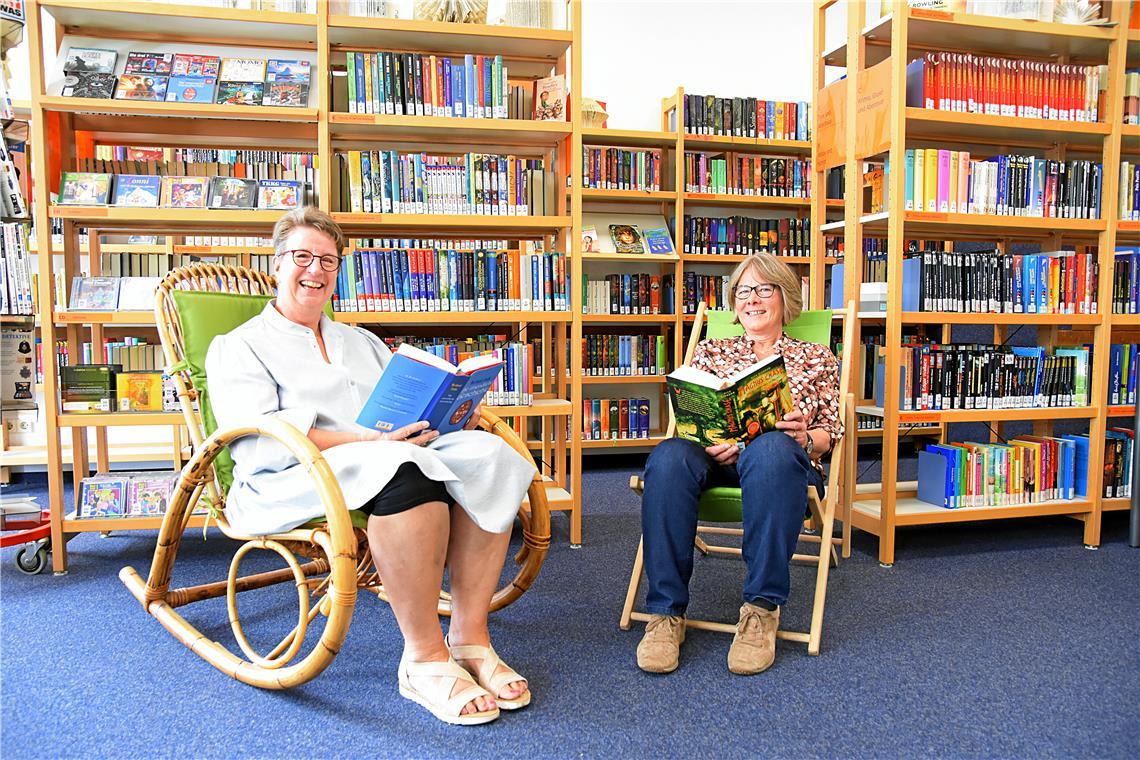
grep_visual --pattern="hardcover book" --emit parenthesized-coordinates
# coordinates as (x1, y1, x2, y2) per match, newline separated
(172, 53, 221, 78)
(533, 74, 566, 121)
(208, 177, 259, 209)
(582, 224, 600, 252)
(643, 227, 675, 254)
(666, 354, 795, 447)
(161, 176, 209, 208)
(265, 59, 311, 82)
(356, 343, 503, 436)
(114, 73, 169, 101)
(61, 72, 118, 98)
(165, 75, 216, 103)
(123, 52, 174, 75)
(111, 174, 162, 207)
(116, 371, 164, 411)
(257, 178, 300, 209)
(263, 81, 309, 107)
(219, 57, 267, 83)
(609, 224, 645, 254)
(58, 172, 113, 205)
(69, 276, 120, 310)
(79, 476, 129, 518)
(215, 81, 263, 106)
(63, 47, 118, 74)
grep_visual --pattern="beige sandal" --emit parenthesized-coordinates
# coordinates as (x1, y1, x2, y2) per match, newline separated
(398, 655, 500, 726)
(448, 640, 532, 710)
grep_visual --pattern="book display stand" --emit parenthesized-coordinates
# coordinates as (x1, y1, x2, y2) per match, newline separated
(814, 0, 1137, 565)
(25, 0, 583, 573)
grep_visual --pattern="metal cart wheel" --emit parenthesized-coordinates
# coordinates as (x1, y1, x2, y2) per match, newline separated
(15, 543, 49, 575)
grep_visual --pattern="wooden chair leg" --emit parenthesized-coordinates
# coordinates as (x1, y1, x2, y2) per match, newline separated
(619, 537, 645, 630)
(694, 535, 712, 555)
(807, 496, 839, 656)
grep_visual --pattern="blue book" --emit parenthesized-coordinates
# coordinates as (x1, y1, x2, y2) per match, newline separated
(464, 55, 475, 116)
(829, 262, 845, 310)
(357, 343, 503, 435)
(917, 449, 955, 509)
(483, 56, 492, 117)
(905, 57, 925, 108)
(901, 257, 921, 312)
(111, 174, 161, 207)
(354, 251, 366, 311)
(643, 227, 674, 254)
(904, 149, 915, 210)
(1061, 434, 1090, 497)
(166, 75, 215, 103)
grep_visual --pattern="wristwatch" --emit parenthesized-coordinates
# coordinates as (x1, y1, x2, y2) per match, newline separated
(803, 430, 814, 456)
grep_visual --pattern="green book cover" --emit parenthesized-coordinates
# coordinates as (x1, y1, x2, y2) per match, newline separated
(666, 355, 794, 447)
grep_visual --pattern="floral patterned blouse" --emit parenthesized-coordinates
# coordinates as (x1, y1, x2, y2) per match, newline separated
(691, 333, 844, 470)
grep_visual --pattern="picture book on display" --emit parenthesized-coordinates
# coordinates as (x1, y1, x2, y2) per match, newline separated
(69, 276, 120, 310)
(216, 81, 263, 106)
(582, 225, 600, 252)
(58, 172, 113, 205)
(264, 81, 309, 107)
(534, 74, 565, 121)
(172, 54, 221, 78)
(123, 52, 174, 75)
(258, 179, 300, 209)
(79, 476, 129, 518)
(266, 59, 310, 82)
(643, 227, 675, 254)
(208, 177, 258, 209)
(126, 474, 177, 516)
(166, 75, 216, 103)
(112, 175, 162, 207)
(115, 74, 169, 101)
(63, 47, 118, 74)
(219, 58, 267, 82)
(356, 343, 503, 436)
(62, 73, 117, 99)
(161, 176, 209, 208)
(610, 224, 645, 254)
(667, 355, 795, 447)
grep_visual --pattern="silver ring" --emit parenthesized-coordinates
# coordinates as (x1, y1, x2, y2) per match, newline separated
(736, 441, 746, 452)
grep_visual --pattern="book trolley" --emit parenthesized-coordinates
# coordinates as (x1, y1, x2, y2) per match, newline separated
(814, 0, 1136, 565)
(25, 0, 583, 573)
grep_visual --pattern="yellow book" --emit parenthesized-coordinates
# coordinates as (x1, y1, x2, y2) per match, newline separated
(948, 151, 959, 214)
(347, 150, 363, 212)
(924, 148, 938, 212)
(774, 103, 785, 142)
(116, 371, 163, 412)
(363, 53, 374, 114)
(1013, 441, 1042, 503)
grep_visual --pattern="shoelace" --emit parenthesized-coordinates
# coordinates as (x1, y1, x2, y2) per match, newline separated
(737, 608, 771, 641)
(646, 615, 682, 640)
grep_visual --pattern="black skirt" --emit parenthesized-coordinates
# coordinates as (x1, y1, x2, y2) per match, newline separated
(357, 461, 452, 517)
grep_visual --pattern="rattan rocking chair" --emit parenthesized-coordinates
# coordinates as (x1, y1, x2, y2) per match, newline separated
(119, 263, 551, 689)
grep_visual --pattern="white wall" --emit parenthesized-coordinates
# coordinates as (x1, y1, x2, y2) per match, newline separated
(581, 0, 816, 131)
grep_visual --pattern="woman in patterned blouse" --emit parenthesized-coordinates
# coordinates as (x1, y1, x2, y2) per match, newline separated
(636, 253, 843, 677)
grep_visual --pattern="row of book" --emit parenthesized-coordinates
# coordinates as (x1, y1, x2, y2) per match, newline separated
(903, 149, 1102, 220)
(918, 436, 1084, 510)
(394, 338, 534, 407)
(682, 273, 731, 315)
(56, 172, 307, 211)
(581, 148, 663, 192)
(681, 94, 811, 141)
(582, 274, 675, 316)
(684, 153, 810, 198)
(1, 223, 33, 315)
(1107, 344, 1138, 406)
(683, 215, 812, 258)
(67, 277, 160, 312)
(1117, 161, 1140, 221)
(77, 149, 317, 186)
(906, 53, 1102, 123)
(1, 139, 26, 219)
(874, 343, 1089, 412)
(583, 334, 669, 377)
(60, 364, 177, 413)
(1111, 250, 1140, 314)
(583, 397, 652, 441)
(331, 249, 571, 313)
(339, 150, 553, 216)
(77, 472, 179, 519)
(61, 47, 311, 107)
(1124, 72, 1140, 125)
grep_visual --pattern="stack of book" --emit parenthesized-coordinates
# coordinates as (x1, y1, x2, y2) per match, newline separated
(682, 93, 810, 141)
(583, 334, 668, 376)
(1, 222, 33, 315)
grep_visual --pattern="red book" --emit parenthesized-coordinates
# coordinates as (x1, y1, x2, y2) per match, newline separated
(618, 399, 630, 439)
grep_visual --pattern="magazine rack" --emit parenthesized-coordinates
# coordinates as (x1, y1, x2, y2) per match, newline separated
(620, 299, 856, 656)
(119, 263, 550, 688)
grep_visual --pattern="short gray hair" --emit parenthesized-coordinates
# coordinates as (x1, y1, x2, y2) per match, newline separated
(271, 207, 346, 255)
(726, 253, 803, 325)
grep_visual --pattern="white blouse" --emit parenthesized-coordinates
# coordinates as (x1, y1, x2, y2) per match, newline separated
(204, 302, 536, 536)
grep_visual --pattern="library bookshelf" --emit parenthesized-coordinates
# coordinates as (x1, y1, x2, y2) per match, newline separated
(25, 0, 584, 572)
(814, 0, 1136, 564)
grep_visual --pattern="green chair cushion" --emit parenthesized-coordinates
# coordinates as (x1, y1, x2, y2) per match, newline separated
(302, 509, 369, 531)
(697, 487, 746, 523)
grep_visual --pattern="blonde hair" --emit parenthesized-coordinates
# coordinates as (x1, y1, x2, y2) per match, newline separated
(727, 253, 803, 325)
(272, 207, 346, 255)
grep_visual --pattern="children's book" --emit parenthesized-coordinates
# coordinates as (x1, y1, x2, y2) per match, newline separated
(69, 276, 120, 310)
(116, 371, 164, 411)
(356, 343, 503, 436)
(581, 224, 600, 252)
(79, 476, 129, 518)
(666, 354, 795, 447)
(208, 176, 258, 209)
(265, 59, 311, 82)
(172, 53, 221, 78)
(63, 47, 118, 74)
(609, 223, 645, 254)
(643, 226, 675, 254)
(215, 81, 263, 106)
(58, 172, 113, 205)
(61, 72, 118, 99)
(112, 174, 161, 207)
(165, 75, 216, 103)
(219, 57, 267, 82)
(161, 176, 209, 208)
(115, 276, 162, 310)
(123, 52, 174, 75)
(126, 474, 177, 516)
(533, 74, 566, 121)
(114, 73, 169, 101)
(263, 81, 309, 107)
(257, 178, 300, 209)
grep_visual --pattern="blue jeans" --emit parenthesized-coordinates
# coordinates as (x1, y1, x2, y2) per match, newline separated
(640, 432, 823, 615)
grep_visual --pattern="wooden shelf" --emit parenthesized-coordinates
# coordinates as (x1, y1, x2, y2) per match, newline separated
(582, 127, 677, 148)
(325, 15, 571, 78)
(900, 312, 1102, 325)
(581, 314, 677, 324)
(49, 207, 285, 232)
(338, 310, 571, 324)
(1102, 497, 1131, 512)
(488, 399, 571, 417)
(683, 193, 809, 208)
(1115, 220, 1140, 242)
(824, 8, 1116, 68)
(37, 96, 319, 126)
(328, 113, 571, 145)
(861, 211, 1105, 239)
(0, 314, 35, 326)
(581, 435, 668, 450)
(852, 495, 1092, 527)
(682, 134, 811, 154)
(1106, 405, 1135, 418)
(883, 406, 1097, 424)
(581, 375, 667, 385)
(0, 441, 181, 468)
(63, 511, 209, 533)
(331, 212, 571, 235)
(680, 254, 816, 265)
(856, 426, 941, 439)
(905, 107, 1111, 148)
(580, 252, 680, 262)
(579, 188, 675, 203)
(40, 0, 318, 44)
(55, 310, 155, 325)
(58, 412, 184, 427)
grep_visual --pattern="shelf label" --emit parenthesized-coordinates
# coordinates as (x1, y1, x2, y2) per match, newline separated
(909, 8, 953, 20)
(337, 113, 376, 123)
(855, 59, 891, 158)
(903, 412, 940, 424)
(909, 211, 949, 222)
(816, 79, 847, 170)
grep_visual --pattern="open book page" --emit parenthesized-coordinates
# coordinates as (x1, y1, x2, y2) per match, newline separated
(667, 355, 793, 446)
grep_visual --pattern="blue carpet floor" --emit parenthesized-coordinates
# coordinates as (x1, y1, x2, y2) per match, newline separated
(1, 466, 1137, 758)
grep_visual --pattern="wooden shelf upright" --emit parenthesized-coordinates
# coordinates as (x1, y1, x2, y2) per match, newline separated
(25, 0, 585, 572)
(814, 0, 1134, 564)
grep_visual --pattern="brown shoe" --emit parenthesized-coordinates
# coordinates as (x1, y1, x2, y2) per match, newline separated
(636, 614, 686, 673)
(727, 602, 779, 675)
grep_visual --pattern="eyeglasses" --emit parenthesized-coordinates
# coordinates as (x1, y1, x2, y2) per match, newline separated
(734, 284, 777, 300)
(278, 249, 341, 272)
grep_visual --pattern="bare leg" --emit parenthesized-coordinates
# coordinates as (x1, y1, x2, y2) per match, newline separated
(445, 505, 526, 700)
(367, 502, 495, 715)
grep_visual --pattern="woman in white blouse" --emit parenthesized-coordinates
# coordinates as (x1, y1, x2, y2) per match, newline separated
(205, 208, 534, 726)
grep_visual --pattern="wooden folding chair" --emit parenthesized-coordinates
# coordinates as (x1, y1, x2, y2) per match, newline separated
(620, 300, 857, 655)
(119, 263, 551, 688)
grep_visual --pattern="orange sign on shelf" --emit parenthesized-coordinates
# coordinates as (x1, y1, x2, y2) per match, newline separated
(902, 411, 940, 424)
(815, 79, 847, 171)
(909, 8, 954, 21)
(855, 58, 892, 158)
